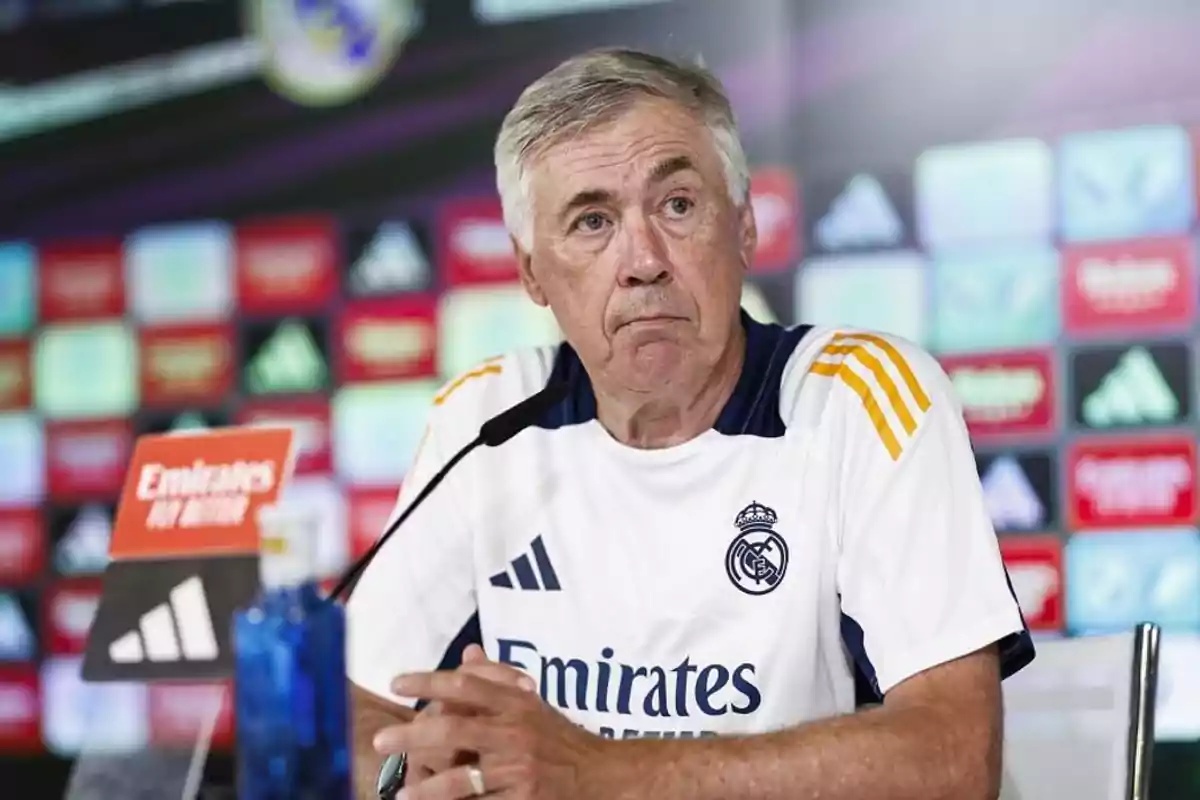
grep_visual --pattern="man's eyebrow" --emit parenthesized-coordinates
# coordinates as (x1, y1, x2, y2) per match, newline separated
(648, 155, 697, 184)
(556, 157, 697, 224)
(559, 189, 614, 222)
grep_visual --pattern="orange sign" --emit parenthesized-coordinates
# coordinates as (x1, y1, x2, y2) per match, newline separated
(110, 426, 295, 560)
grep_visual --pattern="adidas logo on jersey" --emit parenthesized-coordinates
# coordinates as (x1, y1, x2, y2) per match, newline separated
(1082, 347, 1179, 427)
(349, 222, 428, 294)
(54, 504, 111, 574)
(108, 576, 219, 664)
(814, 175, 903, 251)
(489, 535, 561, 591)
(980, 457, 1045, 530)
(245, 321, 327, 395)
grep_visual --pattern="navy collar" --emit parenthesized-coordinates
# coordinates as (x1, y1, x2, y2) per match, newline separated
(539, 311, 811, 438)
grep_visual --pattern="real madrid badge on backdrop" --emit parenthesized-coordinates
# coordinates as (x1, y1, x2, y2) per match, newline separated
(247, 0, 420, 107)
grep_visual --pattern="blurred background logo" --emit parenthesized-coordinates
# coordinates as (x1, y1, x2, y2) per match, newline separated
(0, 243, 34, 338)
(931, 246, 1061, 354)
(1065, 529, 1200, 634)
(1058, 125, 1195, 243)
(248, 0, 420, 107)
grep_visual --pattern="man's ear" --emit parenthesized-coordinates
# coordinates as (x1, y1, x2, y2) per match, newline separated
(734, 200, 753, 272)
(737, 200, 758, 272)
(514, 237, 548, 306)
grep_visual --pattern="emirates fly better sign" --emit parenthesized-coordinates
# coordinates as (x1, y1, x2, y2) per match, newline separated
(114, 427, 293, 556)
(82, 426, 295, 682)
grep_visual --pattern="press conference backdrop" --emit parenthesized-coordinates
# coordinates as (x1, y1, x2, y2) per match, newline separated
(1, 0, 1200, 795)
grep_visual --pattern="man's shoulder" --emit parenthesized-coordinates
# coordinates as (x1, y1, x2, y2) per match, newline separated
(428, 345, 563, 434)
(780, 325, 946, 451)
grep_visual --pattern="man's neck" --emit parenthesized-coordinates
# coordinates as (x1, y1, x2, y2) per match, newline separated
(594, 325, 746, 449)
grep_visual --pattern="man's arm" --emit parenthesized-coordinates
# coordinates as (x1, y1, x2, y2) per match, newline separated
(352, 685, 414, 800)
(345, 365, 500, 795)
(594, 645, 1001, 800)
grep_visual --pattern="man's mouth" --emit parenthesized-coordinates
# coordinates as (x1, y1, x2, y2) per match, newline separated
(620, 315, 684, 329)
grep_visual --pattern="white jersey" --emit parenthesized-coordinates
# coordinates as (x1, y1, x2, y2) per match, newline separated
(347, 314, 1033, 740)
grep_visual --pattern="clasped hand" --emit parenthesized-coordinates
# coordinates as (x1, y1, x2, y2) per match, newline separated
(373, 645, 611, 799)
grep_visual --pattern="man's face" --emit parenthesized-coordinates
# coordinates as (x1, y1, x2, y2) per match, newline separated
(516, 97, 756, 393)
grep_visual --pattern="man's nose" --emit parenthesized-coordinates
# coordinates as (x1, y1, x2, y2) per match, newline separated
(617, 214, 672, 288)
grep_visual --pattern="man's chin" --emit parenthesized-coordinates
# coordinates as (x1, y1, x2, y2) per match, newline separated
(613, 340, 690, 390)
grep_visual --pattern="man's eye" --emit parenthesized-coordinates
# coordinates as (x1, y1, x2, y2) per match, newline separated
(665, 197, 694, 217)
(574, 212, 608, 232)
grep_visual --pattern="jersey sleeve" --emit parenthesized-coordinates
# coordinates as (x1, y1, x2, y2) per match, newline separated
(344, 370, 488, 706)
(817, 331, 1034, 697)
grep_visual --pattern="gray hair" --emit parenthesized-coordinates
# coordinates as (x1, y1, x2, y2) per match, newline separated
(494, 48, 751, 251)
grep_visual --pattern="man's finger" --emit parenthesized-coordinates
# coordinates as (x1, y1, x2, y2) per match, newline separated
(461, 643, 488, 664)
(456, 661, 537, 693)
(392, 670, 527, 712)
(402, 743, 475, 785)
(397, 756, 504, 800)
(373, 714, 504, 756)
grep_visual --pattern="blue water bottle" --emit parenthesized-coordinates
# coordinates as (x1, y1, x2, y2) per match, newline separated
(233, 506, 352, 799)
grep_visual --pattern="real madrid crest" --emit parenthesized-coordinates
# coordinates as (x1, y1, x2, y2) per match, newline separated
(246, 0, 420, 107)
(725, 501, 788, 596)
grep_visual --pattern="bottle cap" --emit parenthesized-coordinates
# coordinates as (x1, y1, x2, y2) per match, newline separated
(256, 503, 318, 588)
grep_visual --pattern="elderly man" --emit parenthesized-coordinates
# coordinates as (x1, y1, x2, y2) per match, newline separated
(347, 48, 1033, 800)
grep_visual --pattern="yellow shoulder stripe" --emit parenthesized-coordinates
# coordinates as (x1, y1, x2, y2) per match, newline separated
(821, 343, 918, 435)
(810, 360, 903, 460)
(808, 333, 932, 461)
(434, 359, 503, 406)
(837, 332, 931, 412)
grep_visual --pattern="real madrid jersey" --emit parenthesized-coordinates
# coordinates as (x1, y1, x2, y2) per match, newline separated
(346, 313, 1034, 739)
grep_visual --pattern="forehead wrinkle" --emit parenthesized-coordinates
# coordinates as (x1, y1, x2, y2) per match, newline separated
(552, 139, 700, 199)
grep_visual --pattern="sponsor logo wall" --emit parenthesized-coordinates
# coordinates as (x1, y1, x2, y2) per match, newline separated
(2, 117, 1200, 754)
(803, 120, 1200, 743)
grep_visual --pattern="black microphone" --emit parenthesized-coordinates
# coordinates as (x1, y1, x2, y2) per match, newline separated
(334, 380, 567, 799)
(328, 378, 569, 603)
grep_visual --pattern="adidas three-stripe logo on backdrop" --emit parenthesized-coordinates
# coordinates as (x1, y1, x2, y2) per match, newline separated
(490, 535, 561, 591)
(107, 575, 220, 664)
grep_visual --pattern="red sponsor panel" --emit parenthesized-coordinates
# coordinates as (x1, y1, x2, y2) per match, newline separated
(235, 398, 332, 475)
(0, 509, 45, 586)
(998, 534, 1063, 632)
(347, 486, 400, 560)
(42, 579, 102, 656)
(1062, 236, 1195, 334)
(1067, 436, 1197, 529)
(148, 681, 235, 750)
(45, 419, 133, 500)
(0, 339, 31, 411)
(38, 239, 125, 321)
(111, 427, 292, 559)
(235, 216, 338, 313)
(139, 324, 236, 407)
(338, 296, 437, 383)
(749, 168, 801, 273)
(438, 197, 518, 286)
(940, 350, 1057, 441)
(0, 664, 41, 753)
